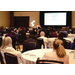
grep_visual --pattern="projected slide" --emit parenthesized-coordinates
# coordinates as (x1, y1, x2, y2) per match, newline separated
(44, 13, 66, 26)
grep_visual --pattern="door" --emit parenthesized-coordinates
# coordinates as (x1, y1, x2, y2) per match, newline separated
(14, 17, 29, 28)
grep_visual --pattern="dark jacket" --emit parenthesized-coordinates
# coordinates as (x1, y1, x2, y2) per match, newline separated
(18, 30, 27, 44)
(23, 38, 40, 52)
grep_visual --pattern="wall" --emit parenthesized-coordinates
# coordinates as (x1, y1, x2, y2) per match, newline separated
(0, 11, 75, 28)
(0, 11, 10, 28)
(14, 11, 40, 28)
(72, 11, 75, 28)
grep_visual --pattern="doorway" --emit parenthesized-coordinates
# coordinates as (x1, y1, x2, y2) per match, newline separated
(14, 17, 29, 28)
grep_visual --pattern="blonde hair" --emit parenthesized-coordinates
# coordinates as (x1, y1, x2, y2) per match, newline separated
(3, 37, 13, 49)
(0, 37, 13, 49)
(53, 39, 66, 58)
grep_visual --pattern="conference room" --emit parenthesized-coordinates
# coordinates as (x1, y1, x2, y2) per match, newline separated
(0, 11, 75, 64)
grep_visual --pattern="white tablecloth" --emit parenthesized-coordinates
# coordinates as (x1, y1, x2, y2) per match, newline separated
(22, 49, 75, 64)
(47, 38, 74, 48)
(68, 34, 75, 38)
(64, 38, 74, 43)
(47, 38, 56, 48)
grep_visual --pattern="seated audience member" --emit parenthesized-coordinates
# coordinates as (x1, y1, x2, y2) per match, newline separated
(5, 29, 16, 49)
(48, 27, 50, 30)
(51, 28, 58, 37)
(59, 27, 68, 37)
(23, 34, 40, 49)
(0, 37, 23, 64)
(0, 27, 2, 36)
(0, 26, 5, 36)
(39, 31, 48, 47)
(6, 26, 9, 29)
(16, 27, 21, 33)
(42, 39, 69, 64)
(36, 29, 41, 37)
(72, 27, 75, 34)
(18, 27, 27, 44)
(45, 27, 52, 37)
(11, 27, 15, 35)
(5, 29, 13, 37)
(58, 32, 67, 49)
(66, 26, 70, 33)
(37, 23, 41, 29)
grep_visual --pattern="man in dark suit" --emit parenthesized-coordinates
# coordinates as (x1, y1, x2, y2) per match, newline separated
(23, 34, 40, 52)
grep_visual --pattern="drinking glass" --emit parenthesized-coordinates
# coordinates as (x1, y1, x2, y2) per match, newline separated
(15, 45, 18, 51)
(20, 45, 23, 52)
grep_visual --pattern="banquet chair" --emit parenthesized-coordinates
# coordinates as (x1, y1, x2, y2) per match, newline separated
(4, 53, 18, 64)
(73, 38, 75, 49)
(11, 36, 16, 49)
(65, 40, 71, 49)
(0, 33, 2, 36)
(37, 38, 44, 48)
(0, 52, 4, 64)
(63, 33, 67, 37)
(23, 42, 37, 52)
(18, 34, 25, 44)
(18, 33, 22, 43)
(0, 36, 2, 47)
(36, 59, 63, 64)
(18, 31, 27, 44)
(70, 43, 74, 50)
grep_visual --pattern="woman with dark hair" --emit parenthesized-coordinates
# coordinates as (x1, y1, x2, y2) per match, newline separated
(5, 29, 13, 37)
(51, 28, 58, 37)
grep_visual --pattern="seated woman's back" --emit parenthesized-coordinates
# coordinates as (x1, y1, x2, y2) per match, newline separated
(42, 39, 69, 64)
(42, 51, 69, 64)
(0, 36, 23, 64)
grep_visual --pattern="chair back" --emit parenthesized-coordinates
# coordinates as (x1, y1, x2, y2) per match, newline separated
(0, 36, 2, 47)
(11, 36, 16, 49)
(18, 31, 26, 44)
(36, 59, 63, 64)
(0, 52, 4, 64)
(37, 38, 44, 48)
(65, 40, 71, 49)
(18, 34, 22, 44)
(4, 53, 18, 64)
(70, 43, 74, 50)
(63, 33, 67, 37)
(0, 33, 2, 36)
(23, 42, 36, 52)
(73, 38, 75, 49)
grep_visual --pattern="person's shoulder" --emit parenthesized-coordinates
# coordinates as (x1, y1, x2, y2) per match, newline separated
(59, 30, 62, 32)
(24, 38, 36, 42)
(65, 54, 69, 59)
(42, 51, 57, 60)
(6, 47, 15, 50)
(44, 51, 56, 56)
(24, 39, 29, 42)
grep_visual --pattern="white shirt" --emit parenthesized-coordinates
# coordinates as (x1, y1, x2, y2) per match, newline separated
(39, 36, 48, 47)
(1, 47, 23, 64)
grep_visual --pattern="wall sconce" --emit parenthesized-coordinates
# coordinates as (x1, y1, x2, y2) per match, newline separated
(31, 20, 35, 26)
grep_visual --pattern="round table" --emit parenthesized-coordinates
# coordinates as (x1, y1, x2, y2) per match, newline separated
(22, 49, 75, 64)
